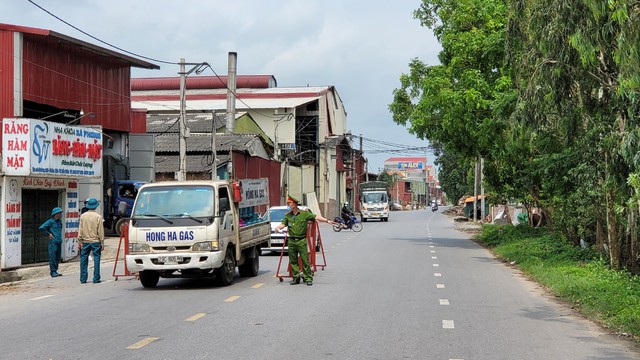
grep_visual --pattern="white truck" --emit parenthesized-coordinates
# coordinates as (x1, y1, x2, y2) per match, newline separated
(125, 178, 271, 288)
(359, 181, 390, 222)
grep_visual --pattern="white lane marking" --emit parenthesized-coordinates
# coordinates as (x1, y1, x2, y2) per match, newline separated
(430, 250, 436, 253)
(439, 299, 450, 305)
(251, 283, 264, 289)
(432, 256, 437, 259)
(434, 273, 442, 277)
(436, 284, 445, 288)
(429, 245, 435, 248)
(433, 264, 439, 267)
(30, 295, 53, 301)
(442, 320, 455, 329)
(224, 296, 241, 302)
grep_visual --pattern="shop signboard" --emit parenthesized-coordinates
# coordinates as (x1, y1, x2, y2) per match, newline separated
(2, 118, 103, 178)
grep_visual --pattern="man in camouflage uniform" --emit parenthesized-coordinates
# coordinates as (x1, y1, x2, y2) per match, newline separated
(275, 195, 335, 286)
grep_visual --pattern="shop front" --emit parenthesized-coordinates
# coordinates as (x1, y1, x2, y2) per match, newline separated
(1, 118, 103, 270)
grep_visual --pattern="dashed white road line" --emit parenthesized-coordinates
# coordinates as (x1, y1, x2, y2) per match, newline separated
(436, 284, 445, 288)
(30, 295, 53, 301)
(434, 273, 442, 277)
(224, 296, 241, 302)
(442, 320, 455, 329)
(439, 299, 450, 305)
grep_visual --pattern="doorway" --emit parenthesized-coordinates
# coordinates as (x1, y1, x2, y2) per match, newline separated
(21, 189, 61, 264)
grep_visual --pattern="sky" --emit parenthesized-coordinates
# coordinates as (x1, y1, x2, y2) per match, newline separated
(1, 0, 442, 172)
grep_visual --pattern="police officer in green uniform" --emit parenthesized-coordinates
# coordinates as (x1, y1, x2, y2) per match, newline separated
(275, 195, 335, 286)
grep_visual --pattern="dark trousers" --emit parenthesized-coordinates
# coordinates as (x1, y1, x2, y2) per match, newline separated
(48, 240, 61, 276)
(80, 242, 102, 283)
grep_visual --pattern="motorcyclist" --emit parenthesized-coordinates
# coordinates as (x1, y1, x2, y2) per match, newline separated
(341, 202, 354, 228)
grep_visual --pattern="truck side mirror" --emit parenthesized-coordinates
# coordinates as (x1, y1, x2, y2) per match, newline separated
(219, 198, 230, 214)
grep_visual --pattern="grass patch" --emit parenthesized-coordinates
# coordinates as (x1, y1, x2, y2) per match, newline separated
(479, 224, 640, 338)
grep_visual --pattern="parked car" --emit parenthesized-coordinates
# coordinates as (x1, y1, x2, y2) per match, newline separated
(261, 205, 319, 254)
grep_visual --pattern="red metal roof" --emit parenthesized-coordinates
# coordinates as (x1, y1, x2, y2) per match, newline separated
(132, 92, 326, 102)
(0, 22, 159, 132)
(385, 157, 427, 162)
(0, 23, 159, 69)
(131, 75, 277, 91)
(0, 30, 14, 118)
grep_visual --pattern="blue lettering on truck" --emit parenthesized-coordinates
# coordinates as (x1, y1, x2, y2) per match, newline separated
(145, 231, 194, 241)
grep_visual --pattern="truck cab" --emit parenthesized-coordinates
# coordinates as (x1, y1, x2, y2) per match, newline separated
(125, 179, 271, 288)
(359, 181, 390, 222)
(104, 180, 146, 236)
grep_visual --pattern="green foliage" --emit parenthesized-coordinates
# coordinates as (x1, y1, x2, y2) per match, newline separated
(391, 0, 515, 215)
(377, 171, 395, 190)
(397, 0, 640, 272)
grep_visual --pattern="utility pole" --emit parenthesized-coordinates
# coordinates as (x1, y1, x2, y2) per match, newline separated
(211, 111, 218, 180)
(474, 157, 480, 221)
(178, 58, 188, 181)
(225, 52, 237, 178)
(226, 52, 237, 133)
(481, 157, 485, 221)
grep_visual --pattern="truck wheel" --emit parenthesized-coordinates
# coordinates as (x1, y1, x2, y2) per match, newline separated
(238, 249, 259, 277)
(114, 218, 129, 236)
(139, 271, 159, 288)
(215, 248, 236, 286)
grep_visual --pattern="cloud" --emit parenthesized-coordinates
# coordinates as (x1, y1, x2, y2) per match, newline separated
(2, 0, 442, 170)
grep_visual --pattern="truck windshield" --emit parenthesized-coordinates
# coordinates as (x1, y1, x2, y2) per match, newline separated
(363, 193, 387, 203)
(132, 186, 214, 218)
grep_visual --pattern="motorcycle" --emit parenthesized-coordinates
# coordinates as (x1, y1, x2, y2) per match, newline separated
(431, 204, 438, 212)
(332, 214, 363, 232)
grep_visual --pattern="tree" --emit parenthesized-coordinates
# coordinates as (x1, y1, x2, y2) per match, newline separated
(389, 0, 512, 205)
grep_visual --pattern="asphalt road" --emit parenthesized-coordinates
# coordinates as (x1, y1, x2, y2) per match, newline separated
(0, 209, 638, 359)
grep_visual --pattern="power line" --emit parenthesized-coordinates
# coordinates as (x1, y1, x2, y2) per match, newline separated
(28, 0, 177, 65)
(351, 135, 434, 155)
(26, 1, 322, 126)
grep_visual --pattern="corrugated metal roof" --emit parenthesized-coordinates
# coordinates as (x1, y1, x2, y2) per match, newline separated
(0, 23, 159, 69)
(146, 112, 227, 133)
(322, 135, 348, 147)
(154, 133, 260, 153)
(385, 157, 427, 162)
(133, 97, 320, 112)
(131, 85, 328, 112)
(131, 75, 277, 90)
(155, 154, 230, 173)
(464, 195, 486, 203)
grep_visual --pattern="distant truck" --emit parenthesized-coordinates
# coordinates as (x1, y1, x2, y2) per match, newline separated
(359, 181, 390, 222)
(103, 180, 146, 236)
(125, 178, 271, 288)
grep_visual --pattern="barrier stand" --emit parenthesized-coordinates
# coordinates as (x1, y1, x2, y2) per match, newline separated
(275, 221, 327, 282)
(112, 223, 138, 280)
